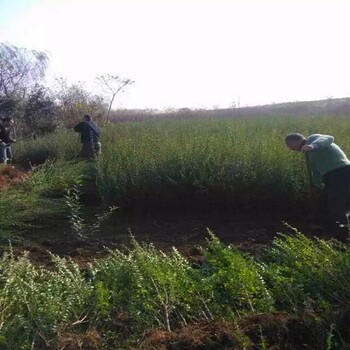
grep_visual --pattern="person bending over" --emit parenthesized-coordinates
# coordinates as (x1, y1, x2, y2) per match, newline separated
(285, 133, 350, 235)
(74, 114, 101, 159)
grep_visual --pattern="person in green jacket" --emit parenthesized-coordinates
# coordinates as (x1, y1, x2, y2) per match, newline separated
(285, 133, 350, 235)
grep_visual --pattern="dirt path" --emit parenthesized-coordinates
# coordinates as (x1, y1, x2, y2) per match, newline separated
(13, 209, 344, 266)
(2, 163, 346, 264)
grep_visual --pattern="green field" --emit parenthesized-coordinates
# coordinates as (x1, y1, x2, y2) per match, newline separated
(1, 114, 350, 349)
(13, 115, 350, 211)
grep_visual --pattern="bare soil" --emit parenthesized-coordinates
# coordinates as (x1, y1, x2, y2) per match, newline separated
(3, 164, 344, 265)
(0, 164, 28, 189)
(14, 208, 346, 268)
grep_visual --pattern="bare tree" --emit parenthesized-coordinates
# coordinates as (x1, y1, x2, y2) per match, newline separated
(0, 43, 49, 102)
(95, 74, 134, 122)
(55, 78, 107, 127)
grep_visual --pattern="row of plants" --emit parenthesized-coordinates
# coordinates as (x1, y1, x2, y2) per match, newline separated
(0, 160, 93, 237)
(0, 231, 348, 349)
(12, 115, 350, 211)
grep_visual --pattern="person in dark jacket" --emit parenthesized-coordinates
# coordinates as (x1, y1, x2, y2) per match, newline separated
(0, 117, 16, 164)
(285, 133, 350, 235)
(74, 115, 101, 159)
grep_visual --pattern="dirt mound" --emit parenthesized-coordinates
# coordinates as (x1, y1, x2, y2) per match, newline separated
(136, 313, 326, 350)
(136, 320, 242, 350)
(57, 329, 101, 350)
(0, 164, 28, 190)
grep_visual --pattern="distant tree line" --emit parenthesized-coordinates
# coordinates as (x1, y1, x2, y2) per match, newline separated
(0, 42, 133, 135)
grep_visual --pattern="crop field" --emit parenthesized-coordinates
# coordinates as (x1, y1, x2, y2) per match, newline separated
(1, 114, 350, 349)
(14, 115, 350, 209)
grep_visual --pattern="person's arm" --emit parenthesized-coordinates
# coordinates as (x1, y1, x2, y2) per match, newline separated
(8, 129, 16, 143)
(305, 153, 322, 188)
(307, 134, 334, 150)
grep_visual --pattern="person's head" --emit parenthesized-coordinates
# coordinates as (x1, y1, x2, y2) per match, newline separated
(2, 117, 14, 128)
(83, 114, 92, 122)
(285, 133, 306, 151)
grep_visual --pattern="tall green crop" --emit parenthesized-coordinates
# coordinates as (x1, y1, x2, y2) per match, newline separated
(14, 115, 350, 211)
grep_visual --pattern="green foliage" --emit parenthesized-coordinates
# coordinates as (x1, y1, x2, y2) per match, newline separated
(200, 231, 274, 316)
(64, 177, 85, 237)
(0, 95, 20, 119)
(3, 113, 350, 347)
(93, 116, 342, 209)
(12, 114, 350, 211)
(263, 228, 350, 313)
(28, 159, 91, 196)
(0, 186, 63, 238)
(91, 238, 205, 332)
(0, 160, 93, 238)
(91, 232, 274, 335)
(0, 251, 92, 349)
(13, 130, 80, 165)
(23, 84, 57, 133)
(325, 324, 336, 350)
(64, 177, 117, 238)
(0, 233, 349, 348)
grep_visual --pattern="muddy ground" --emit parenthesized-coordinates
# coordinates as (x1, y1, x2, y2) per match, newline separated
(1, 164, 348, 265)
(16, 208, 346, 267)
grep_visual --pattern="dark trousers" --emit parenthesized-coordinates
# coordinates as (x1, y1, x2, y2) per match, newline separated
(322, 166, 350, 229)
(80, 142, 102, 159)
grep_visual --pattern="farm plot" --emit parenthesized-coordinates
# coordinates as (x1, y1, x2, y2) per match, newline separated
(1, 114, 350, 348)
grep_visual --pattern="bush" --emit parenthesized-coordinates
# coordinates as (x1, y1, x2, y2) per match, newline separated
(263, 229, 350, 313)
(0, 252, 92, 349)
(13, 130, 80, 165)
(0, 233, 349, 348)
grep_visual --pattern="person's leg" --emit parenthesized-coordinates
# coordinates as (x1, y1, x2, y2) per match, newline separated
(0, 145, 7, 164)
(323, 167, 350, 235)
(307, 190, 326, 230)
(93, 142, 102, 157)
(5, 146, 12, 164)
(80, 143, 92, 158)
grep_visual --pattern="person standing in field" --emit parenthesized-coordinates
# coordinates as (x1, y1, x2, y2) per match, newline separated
(74, 114, 101, 159)
(285, 133, 350, 235)
(0, 117, 16, 164)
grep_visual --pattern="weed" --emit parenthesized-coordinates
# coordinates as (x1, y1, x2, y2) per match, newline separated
(64, 177, 117, 239)
(0, 232, 349, 348)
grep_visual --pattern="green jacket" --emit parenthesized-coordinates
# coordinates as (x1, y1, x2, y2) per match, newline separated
(306, 134, 350, 187)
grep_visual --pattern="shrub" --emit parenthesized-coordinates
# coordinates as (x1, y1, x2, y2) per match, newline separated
(263, 229, 350, 313)
(0, 251, 93, 349)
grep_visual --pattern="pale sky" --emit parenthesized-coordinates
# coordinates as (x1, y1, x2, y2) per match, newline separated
(1, 0, 350, 110)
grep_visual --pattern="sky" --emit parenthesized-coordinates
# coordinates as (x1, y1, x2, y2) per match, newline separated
(1, 0, 350, 110)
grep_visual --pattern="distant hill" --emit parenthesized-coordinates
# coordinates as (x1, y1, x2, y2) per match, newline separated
(227, 97, 350, 118)
(111, 97, 350, 122)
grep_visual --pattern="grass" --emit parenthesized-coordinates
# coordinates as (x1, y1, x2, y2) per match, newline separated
(0, 160, 94, 239)
(95, 118, 306, 210)
(3, 113, 350, 237)
(12, 114, 350, 212)
(263, 228, 350, 313)
(2, 113, 350, 347)
(0, 232, 348, 349)
(13, 129, 80, 165)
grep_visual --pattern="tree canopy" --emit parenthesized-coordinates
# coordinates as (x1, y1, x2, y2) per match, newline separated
(0, 43, 49, 99)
